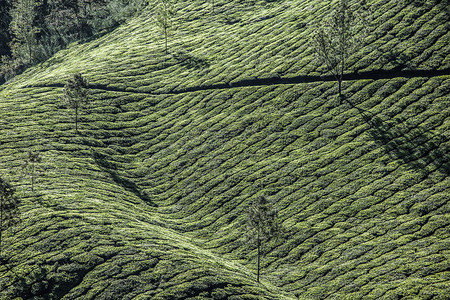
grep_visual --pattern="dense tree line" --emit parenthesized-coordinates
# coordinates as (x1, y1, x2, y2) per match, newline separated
(0, 0, 148, 83)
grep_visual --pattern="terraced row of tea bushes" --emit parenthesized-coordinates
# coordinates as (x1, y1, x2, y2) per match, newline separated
(11, 0, 449, 96)
(1, 0, 448, 298)
(86, 77, 448, 299)
(0, 86, 295, 299)
(4, 73, 447, 298)
(0, 202, 290, 298)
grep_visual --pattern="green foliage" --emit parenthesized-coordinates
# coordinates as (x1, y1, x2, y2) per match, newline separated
(0, 176, 19, 260)
(311, 0, 367, 98)
(8, 0, 40, 65)
(0, 0, 449, 298)
(0, 0, 11, 59)
(0, 54, 27, 81)
(61, 73, 89, 132)
(155, 0, 176, 54)
(246, 195, 280, 282)
(1, 0, 149, 82)
(22, 150, 42, 192)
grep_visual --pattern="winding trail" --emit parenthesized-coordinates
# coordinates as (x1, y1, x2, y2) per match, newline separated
(28, 68, 450, 95)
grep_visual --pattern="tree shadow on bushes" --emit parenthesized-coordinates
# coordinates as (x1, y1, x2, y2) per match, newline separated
(0, 263, 49, 299)
(173, 50, 210, 69)
(91, 150, 157, 207)
(344, 97, 449, 176)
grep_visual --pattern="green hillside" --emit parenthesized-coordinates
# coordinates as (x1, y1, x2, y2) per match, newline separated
(0, 0, 449, 299)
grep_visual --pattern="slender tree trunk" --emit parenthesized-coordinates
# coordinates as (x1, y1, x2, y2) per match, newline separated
(338, 78, 342, 99)
(28, 42, 32, 65)
(0, 199, 3, 260)
(31, 164, 34, 192)
(75, 106, 78, 132)
(25, 34, 32, 66)
(257, 227, 260, 283)
(165, 27, 168, 54)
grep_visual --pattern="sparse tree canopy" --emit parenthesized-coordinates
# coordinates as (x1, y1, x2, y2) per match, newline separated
(311, 0, 367, 99)
(0, 176, 19, 261)
(155, 0, 176, 54)
(61, 73, 89, 132)
(22, 150, 41, 192)
(246, 195, 280, 283)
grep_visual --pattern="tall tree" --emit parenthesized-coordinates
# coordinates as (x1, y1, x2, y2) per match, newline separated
(0, 0, 12, 58)
(155, 0, 175, 54)
(0, 176, 19, 261)
(9, 0, 40, 65)
(246, 195, 280, 283)
(22, 150, 41, 192)
(61, 73, 89, 132)
(311, 0, 367, 99)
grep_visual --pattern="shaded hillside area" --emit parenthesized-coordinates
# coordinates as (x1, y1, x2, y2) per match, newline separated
(0, 0, 449, 299)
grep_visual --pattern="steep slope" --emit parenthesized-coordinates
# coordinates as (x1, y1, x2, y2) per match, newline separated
(1, 0, 449, 299)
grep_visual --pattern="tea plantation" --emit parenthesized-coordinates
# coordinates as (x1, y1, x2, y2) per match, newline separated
(0, 0, 448, 299)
